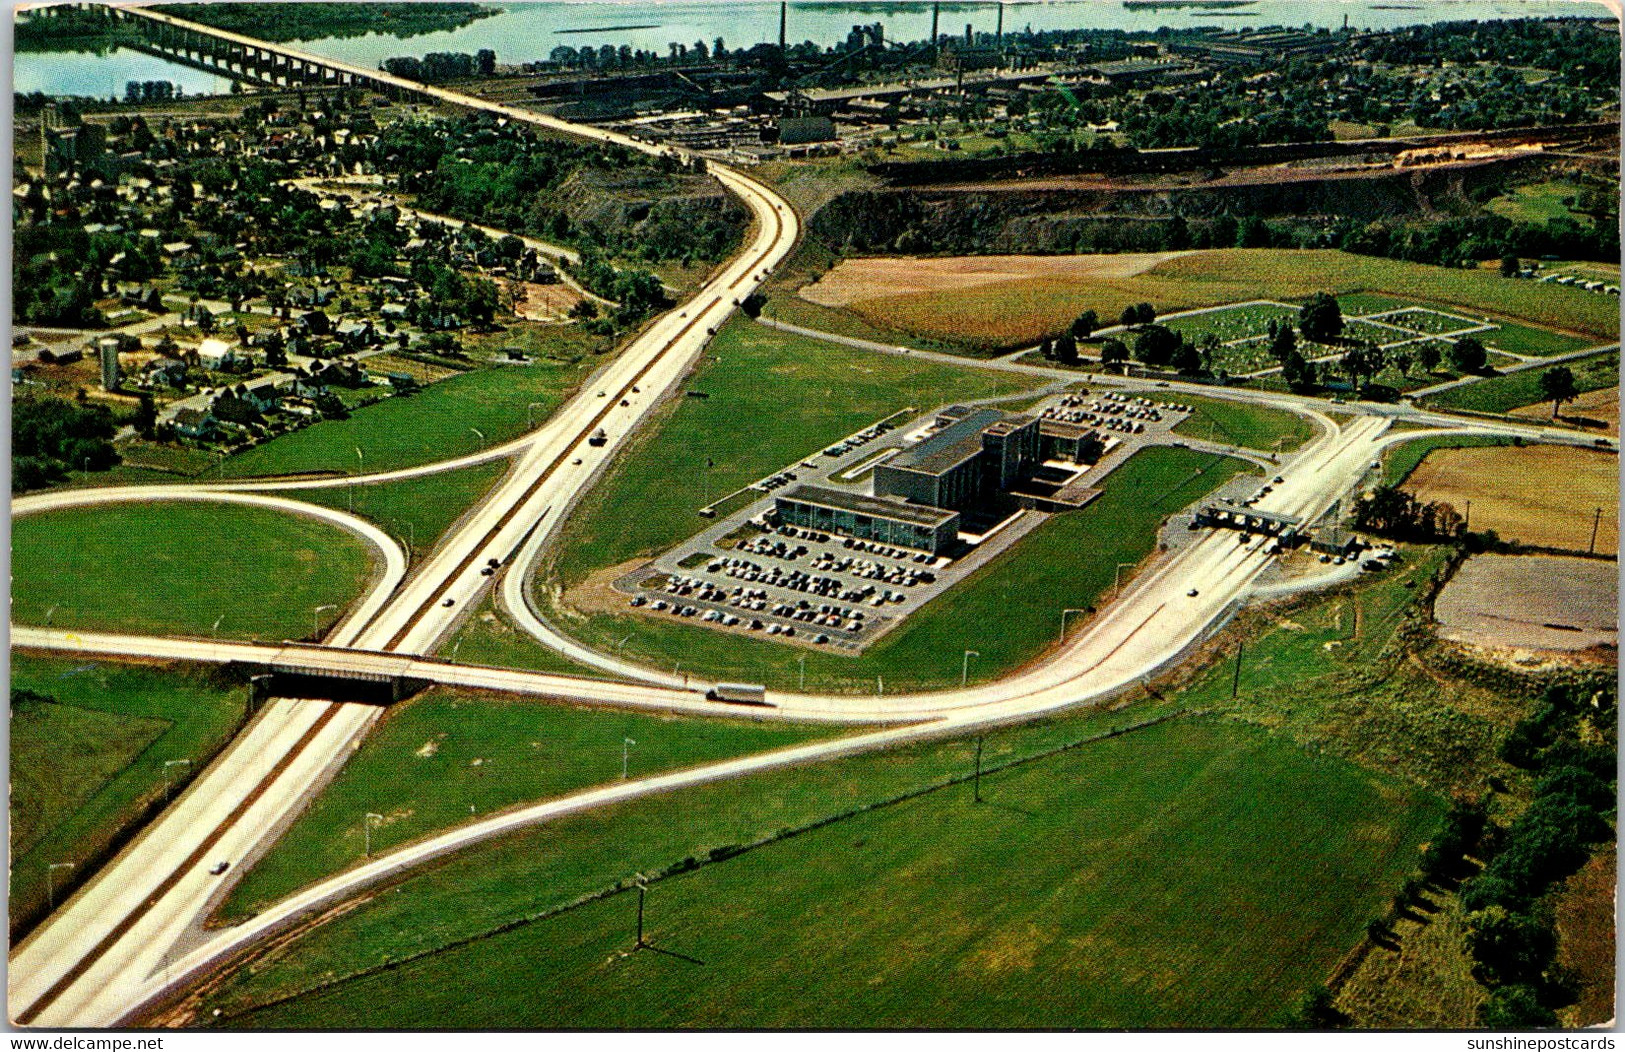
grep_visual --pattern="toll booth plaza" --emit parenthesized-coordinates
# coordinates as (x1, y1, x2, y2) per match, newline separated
(1194, 504, 1305, 546)
(251, 646, 429, 705)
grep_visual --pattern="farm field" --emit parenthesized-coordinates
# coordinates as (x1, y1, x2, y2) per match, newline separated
(1406, 446, 1618, 555)
(1425, 352, 1619, 415)
(9, 655, 247, 932)
(11, 502, 376, 641)
(1434, 554, 1617, 653)
(800, 250, 1618, 353)
(547, 447, 1253, 694)
(216, 716, 1437, 1030)
(224, 691, 842, 915)
(218, 356, 596, 479)
(1510, 385, 1619, 432)
(546, 317, 1035, 592)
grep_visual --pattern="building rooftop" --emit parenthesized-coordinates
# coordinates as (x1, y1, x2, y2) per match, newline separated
(891, 408, 1032, 476)
(778, 484, 959, 528)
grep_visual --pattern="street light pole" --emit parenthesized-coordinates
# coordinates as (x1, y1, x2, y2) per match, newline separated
(364, 812, 383, 858)
(470, 426, 485, 446)
(622, 737, 636, 779)
(961, 649, 979, 688)
(527, 401, 544, 428)
(797, 652, 806, 691)
(163, 758, 191, 800)
(1113, 561, 1135, 600)
(313, 602, 338, 639)
(1060, 607, 1087, 643)
(47, 862, 74, 910)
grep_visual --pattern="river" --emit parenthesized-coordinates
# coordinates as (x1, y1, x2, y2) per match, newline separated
(13, 0, 1612, 101)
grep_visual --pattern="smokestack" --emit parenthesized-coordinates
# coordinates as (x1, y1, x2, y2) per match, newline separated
(965, 22, 972, 46)
(931, 1, 939, 46)
(779, 0, 787, 50)
(996, 3, 1003, 43)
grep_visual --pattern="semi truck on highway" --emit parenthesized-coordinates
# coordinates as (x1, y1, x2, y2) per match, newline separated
(706, 682, 769, 706)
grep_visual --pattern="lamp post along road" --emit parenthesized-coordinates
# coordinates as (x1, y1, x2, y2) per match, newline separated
(622, 737, 636, 780)
(313, 603, 338, 639)
(364, 812, 383, 859)
(46, 863, 74, 911)
(1060, 607, 1087, 644)
(961, 649, 979, 688)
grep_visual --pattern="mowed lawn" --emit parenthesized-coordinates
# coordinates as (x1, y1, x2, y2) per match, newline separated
(224, 716, 1439, 1030)
(1170, 393, 1317, 452)
(821, 249, 1618, 351)
(300, 460, 509, 560)
(220, 358, 594, 479)
(550, 317, 1036, 588)
(12, 502, 376, 641)
(547, 447, 1253, 694)
(1426, 351, 1619, 414)
(9, 655, 246, 932)
(224, 691, 843, 915)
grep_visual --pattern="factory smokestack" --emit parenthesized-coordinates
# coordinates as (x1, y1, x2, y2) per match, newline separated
(965, 22, 972, 46)
(995, 3, 1002, 42)
(930, 1, 939, 47)
(779, 0, 787, 50)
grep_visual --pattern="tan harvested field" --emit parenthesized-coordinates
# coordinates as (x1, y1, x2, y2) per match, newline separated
(1510, 385, 1619, 432)
(802, 253, 1186, 307)
(800, 249, 1620, 351)
(511, 281, 584, 322)
(1434, 554, 1617, 652)
(1406, 446, 1618, 555)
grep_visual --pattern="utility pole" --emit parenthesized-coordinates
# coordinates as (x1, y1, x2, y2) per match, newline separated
(634, 876, 649, 950)
(1589, 506, 1602, 554)
(1231, 636, 1244, 698)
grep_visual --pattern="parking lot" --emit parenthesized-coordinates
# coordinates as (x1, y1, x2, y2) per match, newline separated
(615, 389, 1214, 652)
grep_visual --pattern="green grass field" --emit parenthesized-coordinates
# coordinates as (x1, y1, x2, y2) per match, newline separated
(11, 502, 375, 642)
(9, 655, 247, 932)
(1441, 352, 1620, 413)
(219, 715, 1437, 1029)
(831, 250, 1618, 354)
(224, 690, 844, 915)
(299, 461, 509, 560)
(549, 317, 1036, 589)
(1170, 394, 1317, 452)
(545, 447, 1252, 694)
(1424, 351, 1619, 415)
(1484, 180, 1593, 226)
(1481, 321, 1596, 359)
(219, 358, 594, 479)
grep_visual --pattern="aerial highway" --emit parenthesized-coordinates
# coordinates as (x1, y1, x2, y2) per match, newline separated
(10, 7, 1615, 1030)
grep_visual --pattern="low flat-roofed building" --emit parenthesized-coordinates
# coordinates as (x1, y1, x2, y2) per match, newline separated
(775, 484, 961, 554)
